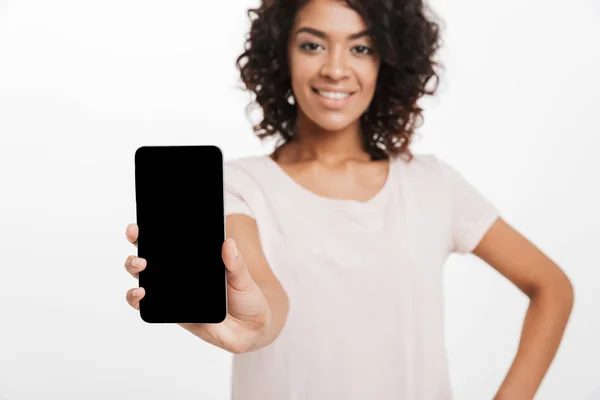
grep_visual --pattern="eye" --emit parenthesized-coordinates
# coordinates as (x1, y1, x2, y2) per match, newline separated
(352, 45, 374, 55)
(299, 42, 323, 52)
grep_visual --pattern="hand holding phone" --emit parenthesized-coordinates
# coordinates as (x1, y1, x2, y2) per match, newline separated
(124, 223, 271, 354)
(128, 145, 271, 353)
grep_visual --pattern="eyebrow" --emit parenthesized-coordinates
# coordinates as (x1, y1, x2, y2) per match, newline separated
(295, 27, 371, 40)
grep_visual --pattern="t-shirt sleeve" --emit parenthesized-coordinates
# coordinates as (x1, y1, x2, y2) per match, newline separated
(224, 164, 256, 219)
(438, 158, 500, 254)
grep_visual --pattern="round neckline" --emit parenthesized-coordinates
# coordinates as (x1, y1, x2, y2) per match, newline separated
(263, 154, 394, 210)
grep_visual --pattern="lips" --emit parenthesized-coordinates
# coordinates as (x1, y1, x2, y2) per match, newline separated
(311, 87, 355, 109)
(312, 87, 354, 97)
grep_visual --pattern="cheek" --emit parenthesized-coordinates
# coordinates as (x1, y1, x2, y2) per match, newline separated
(289, 62, 308, 89)
(289, 52, 315, 79)
(358, 64, 380, 94)
(290, 68, 310, 89)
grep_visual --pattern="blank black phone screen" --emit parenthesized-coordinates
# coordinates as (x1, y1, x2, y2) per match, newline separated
(134, 145, 227, 323)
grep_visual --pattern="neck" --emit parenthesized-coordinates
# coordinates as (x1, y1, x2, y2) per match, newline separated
(282, 112, 370, 165)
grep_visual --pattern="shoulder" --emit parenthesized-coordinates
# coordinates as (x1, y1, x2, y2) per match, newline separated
(224, 154, 269, 181)
(392, 152, 450, 180)
(389, 152, 465, 197)
(224, 154, 265, 171)
(223, 154, 277, 198)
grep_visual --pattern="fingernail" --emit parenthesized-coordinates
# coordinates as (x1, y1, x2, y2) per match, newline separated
(132, 258, 140, 267)
(132, 288, 139, 296)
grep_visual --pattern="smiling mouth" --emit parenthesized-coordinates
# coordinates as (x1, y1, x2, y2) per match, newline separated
(312, 87, 355, 100)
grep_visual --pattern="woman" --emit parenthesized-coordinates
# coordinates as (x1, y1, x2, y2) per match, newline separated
(124, 0, 574, 398)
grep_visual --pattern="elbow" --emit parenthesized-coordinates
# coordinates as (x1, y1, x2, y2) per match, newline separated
(554, 273, 575, 308)
(532, 272, 575, 311)
(561, 277, 575, 310)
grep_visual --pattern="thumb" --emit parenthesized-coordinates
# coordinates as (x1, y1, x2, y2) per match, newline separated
(223, 238, 255, 293)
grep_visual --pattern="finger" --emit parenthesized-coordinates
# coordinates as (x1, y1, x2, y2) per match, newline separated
(222, 238, 254, 293)
(125, 223, 138, 247)
(124, 255, 146, 279)
(126, 287, 145, 310)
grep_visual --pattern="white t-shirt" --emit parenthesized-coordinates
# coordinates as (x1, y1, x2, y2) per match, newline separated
(223, 153, 499, 400)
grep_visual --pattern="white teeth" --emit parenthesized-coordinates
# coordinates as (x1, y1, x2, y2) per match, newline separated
(316, 90, 350, 100)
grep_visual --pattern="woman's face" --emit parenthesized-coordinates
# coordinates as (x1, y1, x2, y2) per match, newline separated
(287, 0, 380, 132)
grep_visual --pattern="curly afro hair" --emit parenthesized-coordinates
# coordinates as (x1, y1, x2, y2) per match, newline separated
(236, 0, 444, 161)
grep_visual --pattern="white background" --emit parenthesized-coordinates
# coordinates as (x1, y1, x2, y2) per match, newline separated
(0, 0, 599, 399)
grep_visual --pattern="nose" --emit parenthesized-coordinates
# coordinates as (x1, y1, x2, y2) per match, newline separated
(320, 48, 351, 80)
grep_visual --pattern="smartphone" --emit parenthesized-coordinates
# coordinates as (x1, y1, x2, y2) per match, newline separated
(134, 145, 227, 323)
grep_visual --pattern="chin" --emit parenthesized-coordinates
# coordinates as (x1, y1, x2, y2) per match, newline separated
(305, 111, 361, 133)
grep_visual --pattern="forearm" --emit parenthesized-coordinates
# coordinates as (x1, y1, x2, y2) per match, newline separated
(494, 282, 574, 399)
